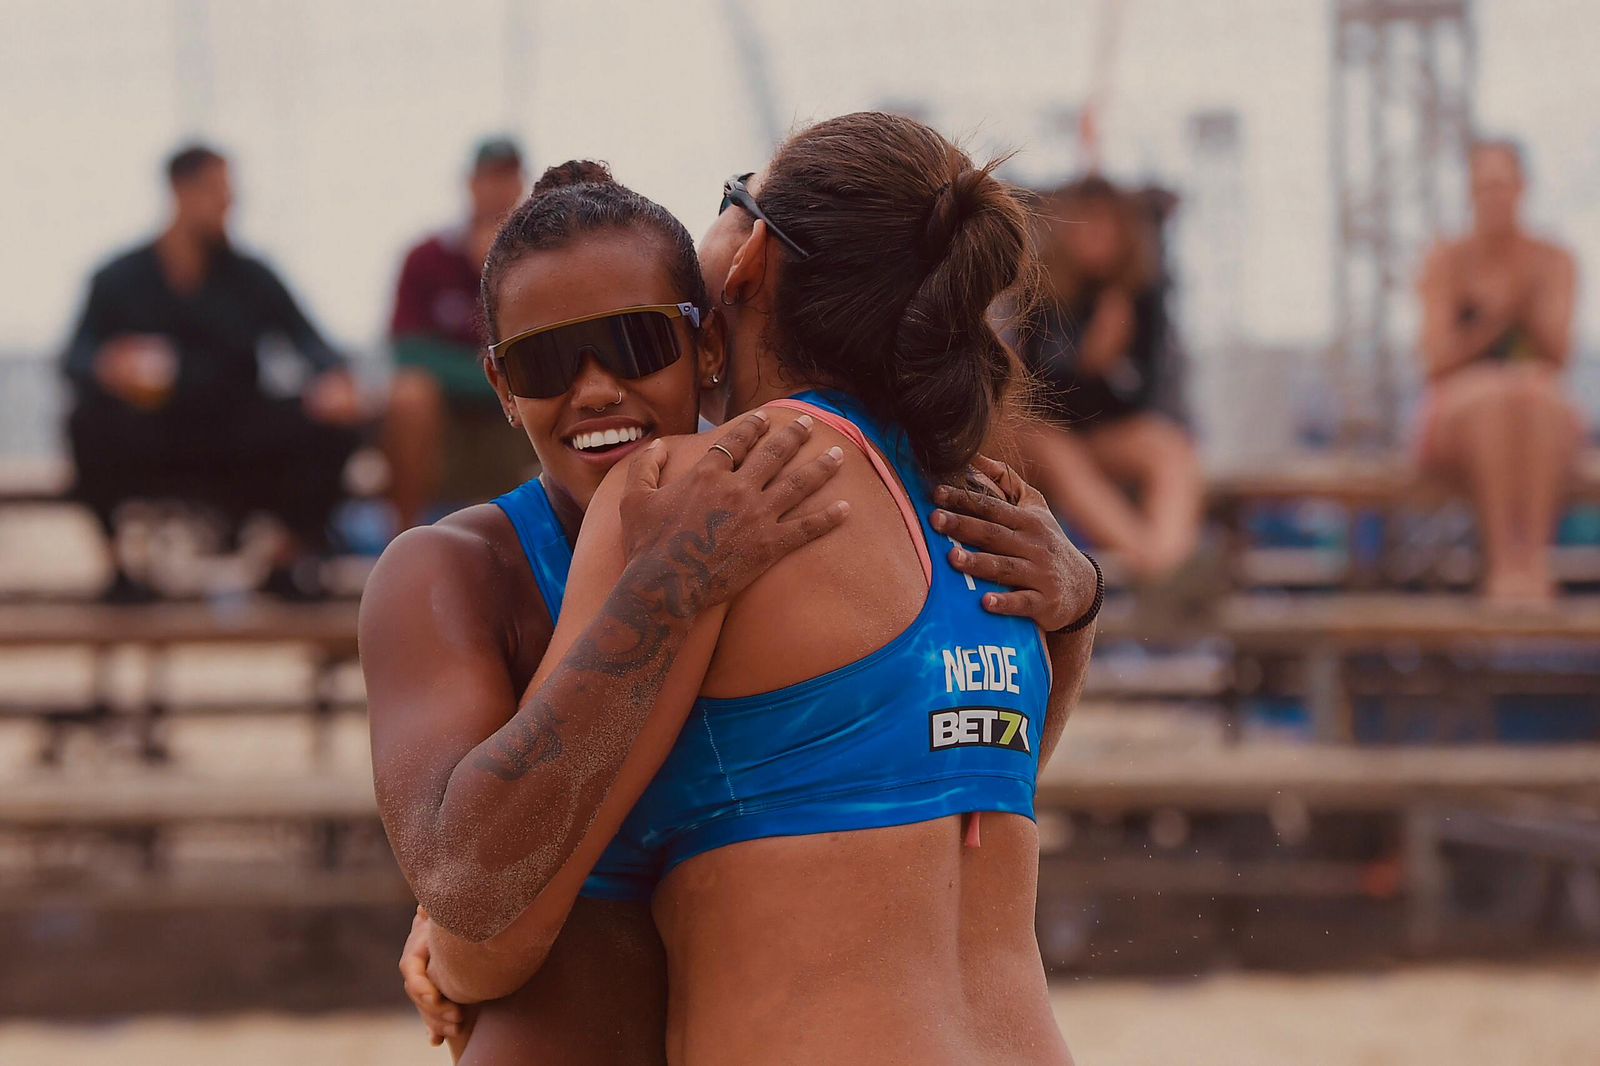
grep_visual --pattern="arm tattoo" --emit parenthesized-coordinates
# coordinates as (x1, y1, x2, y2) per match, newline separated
(476, 708, 564, 781)
(470, 509, 733, 782)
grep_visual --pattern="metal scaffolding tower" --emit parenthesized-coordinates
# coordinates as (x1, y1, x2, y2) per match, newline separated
(1331, 0, 1475, 446)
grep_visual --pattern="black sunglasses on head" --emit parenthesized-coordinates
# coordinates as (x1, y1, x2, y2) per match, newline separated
(719, 172, 813, 260)
(489, 302, 700, 400)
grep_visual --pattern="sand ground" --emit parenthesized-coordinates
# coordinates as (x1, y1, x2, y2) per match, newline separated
(3, 964, 1598, 1066)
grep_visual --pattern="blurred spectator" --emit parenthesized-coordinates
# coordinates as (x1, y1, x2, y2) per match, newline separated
(1014, 176, 1202, 582)
(383, 136, 530, 529)
(1416, 139, 1582, 604)
(62, 144, 365, 602)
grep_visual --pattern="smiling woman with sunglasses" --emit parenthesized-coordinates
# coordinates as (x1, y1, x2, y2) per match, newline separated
(398, 116, 1099, 1066)
(361, 160, 853, 1065)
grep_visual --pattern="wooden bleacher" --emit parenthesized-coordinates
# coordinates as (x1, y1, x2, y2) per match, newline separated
(1216, 592, 1600, 740)
(1034, 741, 1600, 950)
(1219, 591, 1600, 645)
(3, 770, 376, 828)
(0, 770, 405, 910)
(12, 742, 1590, 867)
(1037, 742, 1600, 811)
(2, 450, 1598, 954)
(0, 599, 359, 649)
(1208, 449, 1600, 509)
(0, 600, 361, 763)
(3, 590, 1593, 757)
(1089, 591, 1600, 735)
(1208, 451, 1600, 589)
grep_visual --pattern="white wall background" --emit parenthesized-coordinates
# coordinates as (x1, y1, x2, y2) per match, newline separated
(1, 0, 1595, 360)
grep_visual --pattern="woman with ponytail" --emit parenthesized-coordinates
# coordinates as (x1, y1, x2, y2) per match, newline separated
(409, 114, 1098, 1065)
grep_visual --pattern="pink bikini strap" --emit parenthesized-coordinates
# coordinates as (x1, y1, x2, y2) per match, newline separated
(765, 398, 933, 587)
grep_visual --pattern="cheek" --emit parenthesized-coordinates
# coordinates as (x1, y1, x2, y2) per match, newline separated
(515, 397, 563, 448)
(636, 360, 701, 436)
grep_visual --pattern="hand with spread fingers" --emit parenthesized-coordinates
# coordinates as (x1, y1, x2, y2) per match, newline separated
(931, 455, 1098, 633)
(618, 410, 851, 617)
(400, 906, 475, 1058)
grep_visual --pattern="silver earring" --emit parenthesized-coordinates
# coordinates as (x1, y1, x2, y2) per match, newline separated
(710, 372, 721, 386)
(505, 412, 516, 426)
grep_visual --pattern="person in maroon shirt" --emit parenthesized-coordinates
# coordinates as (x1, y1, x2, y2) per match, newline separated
(384, 138, 529, 528)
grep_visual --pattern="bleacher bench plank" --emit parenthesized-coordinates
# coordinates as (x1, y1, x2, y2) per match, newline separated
(1219, 593, 1600, 649)
(0, 601, 360, 650)
(1209, 450, 1600, 507)
(15, 744, 1593, 828)
(1084, 592, 1600, 649)
(0, 773, 377, 828)
(0, 867, 411, 912)
(4, 595, 1586, 654)
(1038, 856, 1375, 898)
(1037, 743, 1600, 810)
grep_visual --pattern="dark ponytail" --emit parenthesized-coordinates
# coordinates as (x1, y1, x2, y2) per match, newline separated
(480, 159, 708, 343)
(756, 112, 1032, 480)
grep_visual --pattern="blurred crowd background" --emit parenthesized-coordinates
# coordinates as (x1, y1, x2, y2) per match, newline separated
(2, 1, 1599, 1063)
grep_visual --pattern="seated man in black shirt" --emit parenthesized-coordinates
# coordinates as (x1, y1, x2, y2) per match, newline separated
(61, 144, 365, 600)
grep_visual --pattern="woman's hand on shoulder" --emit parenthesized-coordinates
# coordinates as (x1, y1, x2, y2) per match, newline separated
(931, 455, 1096, 632)
(612, 410, 852, 616)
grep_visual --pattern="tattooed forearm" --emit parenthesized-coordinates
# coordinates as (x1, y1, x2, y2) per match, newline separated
(419, 508, 739, 940)
(475, 706, 564, 781)
(610, 509, 731, 625)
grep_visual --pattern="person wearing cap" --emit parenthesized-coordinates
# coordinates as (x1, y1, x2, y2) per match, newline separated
(383, 137, 531, 529)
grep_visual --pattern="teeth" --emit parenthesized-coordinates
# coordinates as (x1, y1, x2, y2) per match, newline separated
(569, 426, 644, 451)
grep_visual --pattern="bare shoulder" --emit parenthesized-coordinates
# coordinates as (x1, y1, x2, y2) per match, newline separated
(1527, 236, 1577, 277)
(366, 506, 516, 591)
(360, 505, 522, 639)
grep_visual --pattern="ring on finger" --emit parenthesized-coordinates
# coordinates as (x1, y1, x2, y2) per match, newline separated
(709, 442, 737, 466)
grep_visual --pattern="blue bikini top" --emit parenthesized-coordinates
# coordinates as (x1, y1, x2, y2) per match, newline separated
(493, 476, 572, 623)
(581, 389, 1052, 901)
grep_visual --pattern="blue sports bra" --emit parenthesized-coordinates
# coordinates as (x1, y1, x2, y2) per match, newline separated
(494, 476, 573, 625)
(581, 390, 1052, 902)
